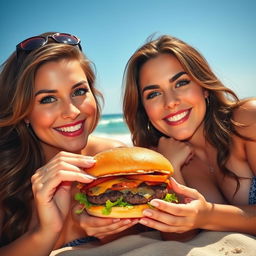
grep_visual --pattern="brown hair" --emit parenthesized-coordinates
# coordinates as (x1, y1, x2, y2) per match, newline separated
(0, 32, 103, 246)
(123, 35, 250, 193)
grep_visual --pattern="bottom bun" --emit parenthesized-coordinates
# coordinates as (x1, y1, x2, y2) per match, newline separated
(86, 204, 150, 218)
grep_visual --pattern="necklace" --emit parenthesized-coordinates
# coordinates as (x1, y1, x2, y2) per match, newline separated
(208, 165, 215, 174)
(205, 148, 215, 174)
(195, 152, 215, 174)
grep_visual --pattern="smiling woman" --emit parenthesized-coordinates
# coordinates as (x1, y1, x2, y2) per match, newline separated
(139, 54, 207, 141)
(27, 59, 97, 155)
(0, 32, 130, 256)
(122, 34, 256, 237)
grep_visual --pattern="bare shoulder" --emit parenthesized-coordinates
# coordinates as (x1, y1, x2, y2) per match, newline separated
(84, 135, 127, 156)
(233, 99, 256, 122)
(233, 99, 256, 139)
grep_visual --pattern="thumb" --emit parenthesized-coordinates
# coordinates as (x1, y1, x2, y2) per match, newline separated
(170, 177, 200, 201)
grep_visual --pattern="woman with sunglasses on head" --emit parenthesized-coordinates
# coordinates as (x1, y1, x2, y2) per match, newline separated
(122, 35, 256, 237)
(0, 32, 137, 256)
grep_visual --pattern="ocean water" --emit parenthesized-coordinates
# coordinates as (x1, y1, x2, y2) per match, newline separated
(92, 113, 132, 145)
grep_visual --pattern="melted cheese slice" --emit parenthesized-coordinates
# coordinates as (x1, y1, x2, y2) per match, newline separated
(88, 177, 143, 196)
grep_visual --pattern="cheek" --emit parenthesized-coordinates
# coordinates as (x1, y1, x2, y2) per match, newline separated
(190, 89, 205, 102)
(29, 108, 56, 129)
(80, 95, 97, 116)
(143, 100, 160, 122)
(189, 90, 207, 110)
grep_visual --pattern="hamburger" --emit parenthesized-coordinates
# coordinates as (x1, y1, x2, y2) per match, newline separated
(75, 147, 178, 218)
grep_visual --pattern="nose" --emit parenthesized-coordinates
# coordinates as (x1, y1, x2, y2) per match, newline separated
(164, 92, 180, 109)
(61, 100, 80, 119)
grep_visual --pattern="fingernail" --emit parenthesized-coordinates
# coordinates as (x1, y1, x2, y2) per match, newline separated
(86, 159, 96, 163)
(139, 219, 148, 225)
(83, 173, 96, 179)
(150, 200, 159, 207)
(170, 177, 177, 184)
(123, 219, 131, 224)
(112, 218, 120, 223)
(132, 219, 139, 224)
(143, 209, 153, 217)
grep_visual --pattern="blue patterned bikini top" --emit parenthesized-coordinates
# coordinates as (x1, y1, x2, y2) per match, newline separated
(62, 236, 96, 247)
(249, 177, 256, 205)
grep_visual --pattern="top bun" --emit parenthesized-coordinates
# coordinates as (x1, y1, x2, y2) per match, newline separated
(86, 146, 174, 177)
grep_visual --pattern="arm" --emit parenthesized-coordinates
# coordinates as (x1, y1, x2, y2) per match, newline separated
(0, 152, 96, 256)
(0, 228, 59, 256)
(203, 203, 256, 234)
(201, 100, 256, 233)
(234, 99, 256, 175)
(139, 178, 256, 235)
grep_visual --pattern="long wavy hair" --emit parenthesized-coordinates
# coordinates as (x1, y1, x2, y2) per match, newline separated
(0, 32, 103, 246)
(123, 35, 251, 192)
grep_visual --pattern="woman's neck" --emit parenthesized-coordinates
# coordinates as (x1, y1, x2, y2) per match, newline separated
(186, 124, 217, 172)
(40, 142, 82, 162)
(186, 122, 206, 150)
(41, 143, 59, 162)
(186, 122, 216, 160)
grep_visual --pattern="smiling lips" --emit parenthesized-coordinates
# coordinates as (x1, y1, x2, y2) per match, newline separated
(164, 109, 191, 126)
(54, 120, 84, 137)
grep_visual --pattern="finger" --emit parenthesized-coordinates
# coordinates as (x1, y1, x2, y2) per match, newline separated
(33, 170, 96, 202)
(57, 156, 96, 169)
(83, 218, 136, 237)
(142, 207, 186, 226)
(139, 217, 186, 233)
(73, 207, 120, 227)
(169, 178, 200, 199)
(95, 219, 138, 238)
(39, 162, 95, 184)
(88, 218, 135, 231)
(51, 152, 96, 169)
(52, 151, 94, 160)
(149, 197, 198, 218)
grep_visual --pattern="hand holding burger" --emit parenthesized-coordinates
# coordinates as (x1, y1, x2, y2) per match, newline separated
(75, 147, 178, 218)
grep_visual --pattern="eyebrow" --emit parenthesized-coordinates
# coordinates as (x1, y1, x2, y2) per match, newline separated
(141, 71, 187, 93)
(35, 80, 88, 96)
(170, 71, 187, 82)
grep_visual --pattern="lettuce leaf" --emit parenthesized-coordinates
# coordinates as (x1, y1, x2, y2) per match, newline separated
(74, 193, 133, 215)
(74, 193, 92, 214)
(74, 192, 178, 216)
(163, 193, 178, 203)
(102, 196, 133, 215)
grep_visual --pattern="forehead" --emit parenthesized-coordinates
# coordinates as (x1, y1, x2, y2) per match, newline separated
(139, 54, 184, 85)
(34, 59, 86, 88)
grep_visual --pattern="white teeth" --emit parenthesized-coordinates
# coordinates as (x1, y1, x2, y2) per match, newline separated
(167, 111, 188, 122)
(56, 123, 82, 133)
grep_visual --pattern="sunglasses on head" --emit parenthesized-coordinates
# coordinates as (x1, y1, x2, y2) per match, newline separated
(16, 33, 82, 57)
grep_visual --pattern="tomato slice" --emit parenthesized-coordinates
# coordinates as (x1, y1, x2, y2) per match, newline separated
(111, 180, 140, 190)
(80, 177, 113, 192)
(165, 179, 172, 190)
(125, 174, 169, 183)
(80, 174, 170, 193)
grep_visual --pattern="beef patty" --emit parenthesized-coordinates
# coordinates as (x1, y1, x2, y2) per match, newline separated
(87, 183, 168, 205)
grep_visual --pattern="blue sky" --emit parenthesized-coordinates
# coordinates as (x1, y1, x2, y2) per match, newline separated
(1, 0, 255, 114)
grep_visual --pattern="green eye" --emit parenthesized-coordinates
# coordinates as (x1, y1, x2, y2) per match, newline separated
(39, 96, 56, 104)
(146, 91, 161, 99)
(72, 88, 88, 97)
(176, 80, 190, 88)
